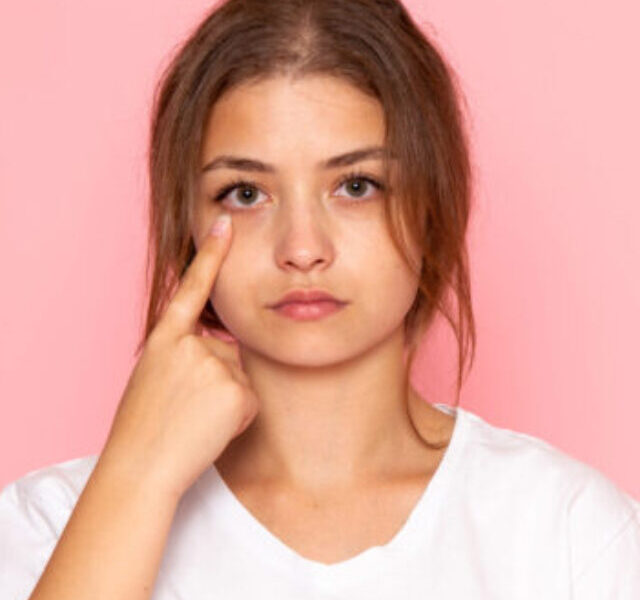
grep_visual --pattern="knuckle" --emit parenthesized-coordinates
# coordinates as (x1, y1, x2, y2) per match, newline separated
(176, 333, 204, 359)
(225, 386, 247, 419)
(200, 353, 228, 376)
(217, 376, 242, 400)
(202, 336, 235, 361)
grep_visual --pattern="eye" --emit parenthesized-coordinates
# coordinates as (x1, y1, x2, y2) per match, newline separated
(211, 178, 268, 209)
(210, 170, 386, 209)
(334, 170, 385, 201)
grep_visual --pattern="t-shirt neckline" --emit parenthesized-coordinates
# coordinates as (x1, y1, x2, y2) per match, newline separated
(196, 402, 470, 581)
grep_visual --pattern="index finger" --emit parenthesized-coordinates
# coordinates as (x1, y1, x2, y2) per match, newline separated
(155, 213, 232, 342)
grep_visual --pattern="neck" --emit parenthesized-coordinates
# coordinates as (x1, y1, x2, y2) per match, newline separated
(219, 326, 432, 492)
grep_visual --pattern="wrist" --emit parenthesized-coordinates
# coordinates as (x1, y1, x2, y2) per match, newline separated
(96, 440, 184, 506)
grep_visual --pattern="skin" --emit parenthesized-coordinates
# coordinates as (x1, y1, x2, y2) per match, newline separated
(192, 74, 455, 561)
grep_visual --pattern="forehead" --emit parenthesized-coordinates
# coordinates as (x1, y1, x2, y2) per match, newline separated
(200, 75, 386, 165)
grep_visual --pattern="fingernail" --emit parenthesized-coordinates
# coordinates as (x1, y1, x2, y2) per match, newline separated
(210, 213, 231, 237)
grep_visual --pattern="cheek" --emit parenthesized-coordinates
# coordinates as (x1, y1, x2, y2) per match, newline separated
(209, 268, 242, 332)
(351, 230, 419, 300)
(208, 246, 262, 327)
(208, 248, 238, 306)
(383, 251, 421, 305)
(373, 234, 422, 309)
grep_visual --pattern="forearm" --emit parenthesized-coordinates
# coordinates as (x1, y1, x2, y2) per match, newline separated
(28, 450, 180, 600)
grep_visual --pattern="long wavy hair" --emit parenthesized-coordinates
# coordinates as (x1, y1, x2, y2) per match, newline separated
(138, 0, 477, 444)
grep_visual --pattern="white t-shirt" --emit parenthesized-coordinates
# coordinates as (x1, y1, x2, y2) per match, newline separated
(1, 403, 639, 599)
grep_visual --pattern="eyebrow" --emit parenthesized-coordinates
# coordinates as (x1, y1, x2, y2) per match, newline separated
(200, 145, 394, 175)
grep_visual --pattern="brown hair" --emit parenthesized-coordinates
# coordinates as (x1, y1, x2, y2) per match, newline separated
(138, 0, 477, 442)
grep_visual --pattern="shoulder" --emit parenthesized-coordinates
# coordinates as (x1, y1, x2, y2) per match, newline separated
(2, 454, 99, 503)
(456, 406, 640, 585)
(0, 454, 99, 537)
(457, 405, 637, 509)
(0, 454, 100, 598)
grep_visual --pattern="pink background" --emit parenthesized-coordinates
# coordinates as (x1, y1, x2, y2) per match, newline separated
(1, 0, 638, 499)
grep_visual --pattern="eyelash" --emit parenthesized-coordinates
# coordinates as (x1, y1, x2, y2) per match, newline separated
(211, 169, 386, 207)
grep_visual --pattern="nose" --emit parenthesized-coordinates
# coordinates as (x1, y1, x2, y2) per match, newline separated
(273, 200, 336, 273)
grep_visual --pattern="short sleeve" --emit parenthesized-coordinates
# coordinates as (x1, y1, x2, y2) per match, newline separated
(569, 468, 640, 599)
(0, 480, 61, 600)
(0, 456, 97, 600)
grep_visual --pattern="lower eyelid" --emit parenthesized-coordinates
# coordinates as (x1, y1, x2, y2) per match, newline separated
(213, 176, 384, 206)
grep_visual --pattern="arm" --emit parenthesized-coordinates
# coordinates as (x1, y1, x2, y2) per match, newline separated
(27, 450, 180, 600)
(21, 215, 250, 600)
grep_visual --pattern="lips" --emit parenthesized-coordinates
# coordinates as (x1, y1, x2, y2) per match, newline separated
(269, 288, 345, 308)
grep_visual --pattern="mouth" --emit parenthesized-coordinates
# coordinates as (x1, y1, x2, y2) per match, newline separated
(269, 299, 347, 321)
(268, 288, 346, 309)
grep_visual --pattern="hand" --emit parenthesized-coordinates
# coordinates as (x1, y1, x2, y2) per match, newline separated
(100, 213, 259, 499)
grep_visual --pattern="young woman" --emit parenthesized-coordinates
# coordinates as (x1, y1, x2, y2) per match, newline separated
(1, 1, 638, 599)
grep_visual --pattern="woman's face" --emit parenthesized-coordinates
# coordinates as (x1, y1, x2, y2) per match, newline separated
(193, 74, 421, 364)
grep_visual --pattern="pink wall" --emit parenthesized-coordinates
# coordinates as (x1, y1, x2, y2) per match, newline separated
(1, 1, 638, 499)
